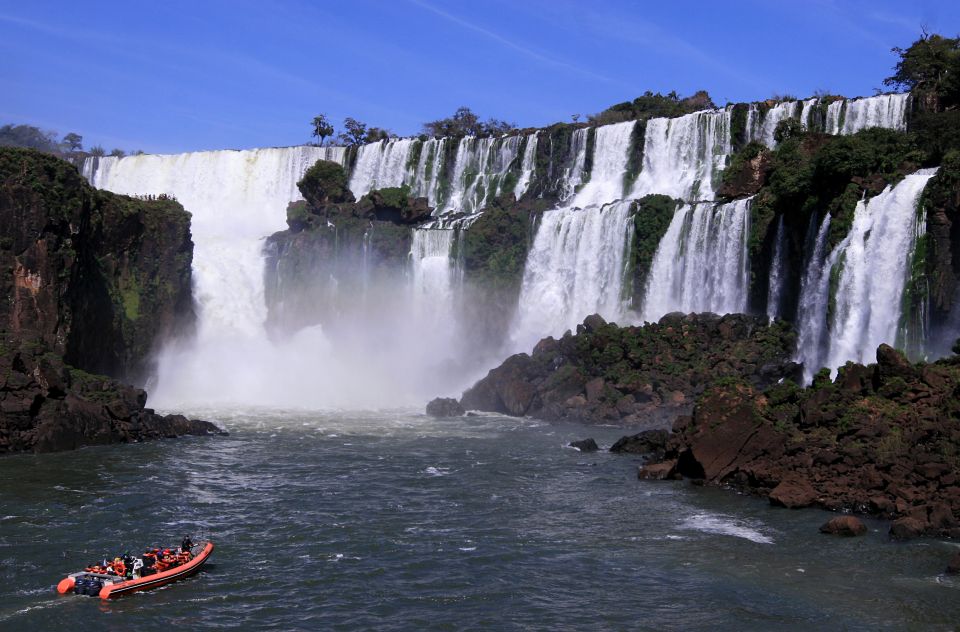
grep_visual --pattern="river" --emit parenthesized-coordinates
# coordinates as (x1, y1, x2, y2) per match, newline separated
(1, 410, 957, 630)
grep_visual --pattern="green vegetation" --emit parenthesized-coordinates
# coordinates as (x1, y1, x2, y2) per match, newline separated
(629, 194, 679, 304)
(590, 90, 715, 126)
(422, 106, 514, 139)
(311, 114, 334, 145)
(461, 195, 531, 289)
(297, 159, 353, 206)
(885, 32, 960, 110)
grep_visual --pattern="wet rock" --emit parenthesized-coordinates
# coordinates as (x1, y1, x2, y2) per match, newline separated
(568, 438, 598, 452)
(638, 460, 677, 480)
(769, 474, 817, 509)
(889, 517, 925, 540)
(457, 313, 796, 426)
(819, 516, 868, 536)
(610, 429, 670, 456)
(947, 552, 960, 575)
(426, 397, 465, 418)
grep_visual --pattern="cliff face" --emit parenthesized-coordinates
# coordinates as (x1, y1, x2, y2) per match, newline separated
(0, 147, 194, 383)
(0, 148, 215, 454)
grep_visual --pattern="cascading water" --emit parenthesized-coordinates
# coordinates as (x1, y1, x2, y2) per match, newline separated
(841, 93, 910, 134)
(513, 132, 539, 199)
(825, 100, 845, 135)
(410, 228, 459, 362)
(348, 138, 416, 197)
(631, 109, 731, 201)
(767, 216, 787, 321)
(509, 121, 637, 350)
(800, 98, 818, 130)
(510, 201, 635, 351)
(747, 101, 799, 148)
(822, 168, 938, 371)
(84, 146, 357, 408)
(640, 198, 751, 322)
(795, 215, 833, 383)
(444, 135, 522, 214)
(560, 128, 590, 200)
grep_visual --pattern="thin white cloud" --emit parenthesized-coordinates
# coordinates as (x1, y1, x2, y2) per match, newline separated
(407, 0, 633, 89)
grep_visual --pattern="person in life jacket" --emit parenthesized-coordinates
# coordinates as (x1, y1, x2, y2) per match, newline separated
(181, 536, 193, 552)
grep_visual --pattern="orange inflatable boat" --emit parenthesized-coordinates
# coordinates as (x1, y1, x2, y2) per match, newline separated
(57, 540, 214, 599)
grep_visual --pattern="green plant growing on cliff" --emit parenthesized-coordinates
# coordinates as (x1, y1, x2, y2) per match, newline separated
(298, 159, 353, 206)
(630, 195, 679, 305)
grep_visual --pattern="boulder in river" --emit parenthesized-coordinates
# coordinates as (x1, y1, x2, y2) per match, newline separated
(568, 438, 598, 452)
(819, 516, 868, 536)
(426, 397, 465, 418)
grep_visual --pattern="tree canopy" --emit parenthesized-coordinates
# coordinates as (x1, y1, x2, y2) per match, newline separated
(884, 32, 960, 110)
(422, 107, 514, 138)
(311, 114, 334, 145)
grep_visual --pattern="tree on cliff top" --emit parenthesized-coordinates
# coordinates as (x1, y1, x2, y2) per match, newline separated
(884, 32, 960, 111)
(297, 159, 354, 206)
(338, 117, 369, 146)
(590, 90, 716, 125)
(422, 107, 514, 138)
(311, 114, 334, 145)
(62, 132, 83, 153)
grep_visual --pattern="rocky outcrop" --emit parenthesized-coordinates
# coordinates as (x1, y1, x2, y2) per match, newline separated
(0, 148, 215, 454)
(426, 397, 465, 418)
(638, 344, 960, 537)
(459, 312, 798, 425)
(819, 516, 868, 536)
(0, 147, 194, 383)
(568, 438, 598, 452)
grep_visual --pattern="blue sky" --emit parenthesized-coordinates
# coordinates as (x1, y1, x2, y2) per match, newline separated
(1, 0, 956, 154)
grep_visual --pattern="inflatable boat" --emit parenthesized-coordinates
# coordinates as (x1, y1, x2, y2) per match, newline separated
(57, 540, 214, 599)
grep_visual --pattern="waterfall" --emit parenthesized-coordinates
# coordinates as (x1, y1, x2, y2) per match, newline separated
(513, 132, 539, 199)
(841, 93, 910, 134)
(800, 98, 818, 130)
(640, 197, 751, 322)
(747, 101, 800, 148)
(569, 121, 635, 207)
(561, 128, 590, 200)
(410, 228, 459, 361)
(443, 135, 523, 214)
(409, 137, 447, 204)
(822, 168, 938, 371)
(509, 121, 641, 350)
(631, 109, 731, 201)
(795, 215, 833, 383)
(825, 101, 844, 135)
(83, 146, 360, 408)
(348, 138, 416, 197)
(510, 201, 635, 350)
(767, 215, 787, 321)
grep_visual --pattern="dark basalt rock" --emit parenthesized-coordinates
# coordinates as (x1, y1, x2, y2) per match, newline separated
(947, 552, 960, 575)
(0, 148, 219, 455)
(610, 429, 670, 456)
(637, 344, 960, 538)
(819, 516, 868, 536)
(568, 438, 598, 452)
(458, 312, 797, 426)
(426, 397, 465, 418)
(889, 517, 925, 540)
